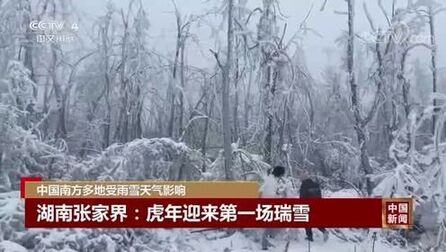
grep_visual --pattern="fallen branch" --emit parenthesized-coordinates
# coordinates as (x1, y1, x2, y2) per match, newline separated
(190, 228, 219, 233)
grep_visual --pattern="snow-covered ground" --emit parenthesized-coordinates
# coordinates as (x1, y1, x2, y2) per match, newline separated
(0, 227, 412, 252)
(185, 229, 406, 252)
(0, 240, 27, 252)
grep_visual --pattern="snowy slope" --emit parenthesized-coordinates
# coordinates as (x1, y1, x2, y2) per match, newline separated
(186, 229, 407, 252)
(0, 240, 27, 252)
(0, 231, 415, 252)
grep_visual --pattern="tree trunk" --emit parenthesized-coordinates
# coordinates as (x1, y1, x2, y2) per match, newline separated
(42, 75, 50, 139)
(51, 44, 67, 140)
(347, 0, 373, 195)
(179, 41, 185, 137)
(102, 18, 112, 149)
(243, 70, 253, 145)
(201, 92, 214, 172)
(134, 86, 143, 139)
(233, 56, 239, 142)
(223, 0, 234, 180)
(115, 10, 130, 143)
(103, 77, 111, 148)
(264, 65, 273, 164)
(375, 32, 392, 158)
(168, 27, 182, 139)
(23, 0, 36, 97)
(428, 8, 438, 135)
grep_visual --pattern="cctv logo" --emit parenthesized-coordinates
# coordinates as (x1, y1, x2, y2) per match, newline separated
(36, 35, 55, 43)
(29, 20, 65, 31)
(29, 20, 75, 44)
(36, 34, 74, 43)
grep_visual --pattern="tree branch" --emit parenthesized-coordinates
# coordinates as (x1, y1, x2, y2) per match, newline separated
(209, 49, 224, 70)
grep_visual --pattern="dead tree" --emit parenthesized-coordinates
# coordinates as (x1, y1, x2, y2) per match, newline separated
(114, 8, 130, 143)
(347, 0, 375, 195)
(223, 0, 235, 180)
(258, 0, 277, 165)
(168, 2, 197, 139)
(114, 1, 148, 143)
(428, 6, 438, 134)
(409, 1, 445, 134)
(167, 8, 182, 138)
(210, 0, 235, 180)
(102, 9, 113, 149)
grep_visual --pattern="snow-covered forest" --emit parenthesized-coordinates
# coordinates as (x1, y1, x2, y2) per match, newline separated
(0, 0, 445, 251)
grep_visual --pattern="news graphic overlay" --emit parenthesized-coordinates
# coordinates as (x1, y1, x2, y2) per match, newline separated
(382, 198, 414, 229)
(29, 20, 79, 44)
(22, 179, 414, 229)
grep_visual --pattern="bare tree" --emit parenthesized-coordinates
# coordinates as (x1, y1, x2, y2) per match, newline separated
(347, 0, 374, 195)
(115, 1, 149, 143)
(223, 0, 235, 180)
(426, 5, 441, 134)
(100, 6, 115, 149)
(258, 0, 277, 165)
(167, 2, 198, 139)
(167, 6, 182, 138)
(210, 0, 235, 180)
(408, 0, 445, 134)
(114, 7, 130, 143)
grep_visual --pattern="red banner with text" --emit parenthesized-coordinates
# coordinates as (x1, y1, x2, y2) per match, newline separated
(22, 179, 414, 229)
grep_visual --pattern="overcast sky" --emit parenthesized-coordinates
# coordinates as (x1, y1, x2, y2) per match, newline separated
(75, 0, 446, 79)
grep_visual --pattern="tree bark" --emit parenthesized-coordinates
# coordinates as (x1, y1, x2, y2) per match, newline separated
(50, 44, 67, 140)
(428, 7, 438, 135)
(264, 65, 273, 165)
(201, 91, 214, 172)
(179, 39, 186, 137)
(115, 10, 130, 143)
(23, 0, 36, 97)
(233, 56, 239, 142)
(102, 13, 112, 148)
(347, 0, 373, 195)
(223, 0, 234, 180)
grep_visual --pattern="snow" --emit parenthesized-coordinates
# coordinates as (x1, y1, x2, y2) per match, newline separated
(0, 191, 24, 232)
(70, 137, 207, 181)
(186, 229, 407, 252)
(325, 189, 359, 198)
(259, 175, 279, 197)
(0, 0, 445, 250)
(0, 240, 27, 252)
(0, 191, 21, 220)
(0, 228, 414, 252)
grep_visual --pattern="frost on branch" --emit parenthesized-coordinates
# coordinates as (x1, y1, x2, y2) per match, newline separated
(0, 61, 69, 191)
(0, 191, 24, 242)
(2, 61, 36, 111)
(69, 138, 208, 181)
(373, 94, 446, 235)
(0, 105, 68, 191)
(205, 142, 271, 180)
